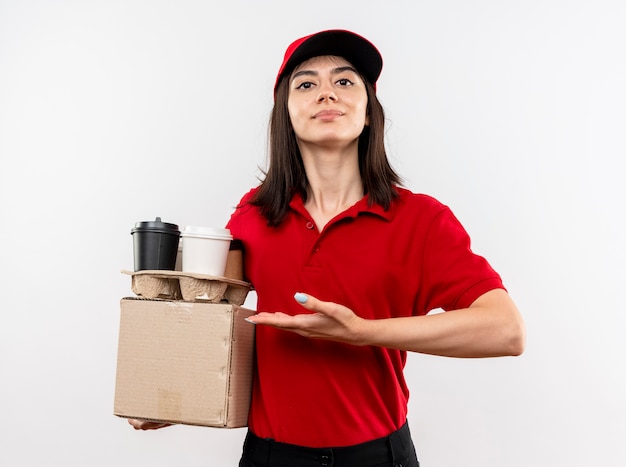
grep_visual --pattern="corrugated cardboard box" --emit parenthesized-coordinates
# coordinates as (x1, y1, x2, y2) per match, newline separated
(114, 297, 255, 428)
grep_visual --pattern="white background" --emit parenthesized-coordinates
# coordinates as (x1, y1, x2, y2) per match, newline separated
(1, 1, 624, 466)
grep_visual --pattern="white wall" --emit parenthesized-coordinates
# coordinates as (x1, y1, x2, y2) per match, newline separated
(1, 1, 624, 466)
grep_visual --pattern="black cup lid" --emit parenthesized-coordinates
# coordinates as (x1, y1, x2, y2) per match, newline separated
(131, 217, 180, 234)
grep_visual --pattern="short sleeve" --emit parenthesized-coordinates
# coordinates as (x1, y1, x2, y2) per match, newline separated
(419, 206, 505, 312)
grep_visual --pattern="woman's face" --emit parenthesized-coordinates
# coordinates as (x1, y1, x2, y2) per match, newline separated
(287, 55, 369, 151)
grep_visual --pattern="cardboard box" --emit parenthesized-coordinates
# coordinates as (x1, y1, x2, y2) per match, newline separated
(114, 297, 255, 428)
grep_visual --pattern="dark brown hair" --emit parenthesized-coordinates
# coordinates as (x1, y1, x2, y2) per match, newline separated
(249, 74, 401, 227)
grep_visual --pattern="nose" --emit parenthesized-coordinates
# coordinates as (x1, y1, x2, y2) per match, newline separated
(317, 89, 337, 102)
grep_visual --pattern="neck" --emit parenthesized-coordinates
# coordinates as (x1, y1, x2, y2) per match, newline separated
(299, 145, 364, 230)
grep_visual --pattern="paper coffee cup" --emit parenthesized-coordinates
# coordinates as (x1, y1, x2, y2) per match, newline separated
(131, 217, 180, 271)
(180, 226, 233, 276)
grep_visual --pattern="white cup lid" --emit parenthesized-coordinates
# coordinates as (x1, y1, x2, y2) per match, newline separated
(181, 226, 233, 240)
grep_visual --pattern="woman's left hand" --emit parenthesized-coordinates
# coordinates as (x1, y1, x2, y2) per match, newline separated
(246, 289, 525, 357)
(246, 293, 367, 345)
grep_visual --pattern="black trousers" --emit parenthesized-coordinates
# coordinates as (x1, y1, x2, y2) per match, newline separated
(239, 421, 419, 467)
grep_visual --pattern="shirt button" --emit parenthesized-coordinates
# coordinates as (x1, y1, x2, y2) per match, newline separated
(312, 246, 320, 253)
(305, 221, 314, 230)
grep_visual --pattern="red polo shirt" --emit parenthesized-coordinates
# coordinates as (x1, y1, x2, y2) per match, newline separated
(226, 186, 504, 447)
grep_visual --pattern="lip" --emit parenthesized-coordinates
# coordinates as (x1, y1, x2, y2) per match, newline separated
(313, 109, 344, 121)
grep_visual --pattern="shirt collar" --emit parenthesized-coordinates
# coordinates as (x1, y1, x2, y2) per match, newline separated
(289, 191, 396, 222)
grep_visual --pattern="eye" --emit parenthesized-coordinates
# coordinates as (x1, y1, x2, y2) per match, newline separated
(336, 78, 354, 86)
(295, 81, 315, 90)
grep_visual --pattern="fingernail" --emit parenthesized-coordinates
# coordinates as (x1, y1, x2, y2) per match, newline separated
(244, 317, 256, 325)
(294, 292, 308, 304)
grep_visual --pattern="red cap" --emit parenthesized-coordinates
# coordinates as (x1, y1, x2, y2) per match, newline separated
(274, 29, 383, 96)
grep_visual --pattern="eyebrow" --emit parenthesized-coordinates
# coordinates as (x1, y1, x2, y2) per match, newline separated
(291, 66, 359, 80)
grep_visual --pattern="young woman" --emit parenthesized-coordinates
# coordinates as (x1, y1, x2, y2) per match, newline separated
(130, 29, 525, 467)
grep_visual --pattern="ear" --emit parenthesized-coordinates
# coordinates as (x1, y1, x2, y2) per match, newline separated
(365, 114, 370, 126)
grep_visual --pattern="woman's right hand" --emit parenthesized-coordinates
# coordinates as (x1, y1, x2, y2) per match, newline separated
(128, 418, 173, 430)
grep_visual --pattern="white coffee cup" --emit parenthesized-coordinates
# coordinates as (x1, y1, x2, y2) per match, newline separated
(180, 226, 233, 276)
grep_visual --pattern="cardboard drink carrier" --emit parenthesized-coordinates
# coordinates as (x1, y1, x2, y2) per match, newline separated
(114, 250, 255, 428)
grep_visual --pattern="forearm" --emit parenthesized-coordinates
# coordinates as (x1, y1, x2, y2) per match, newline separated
(357, 289, 526, 358)
(247, 289, 525, 357)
